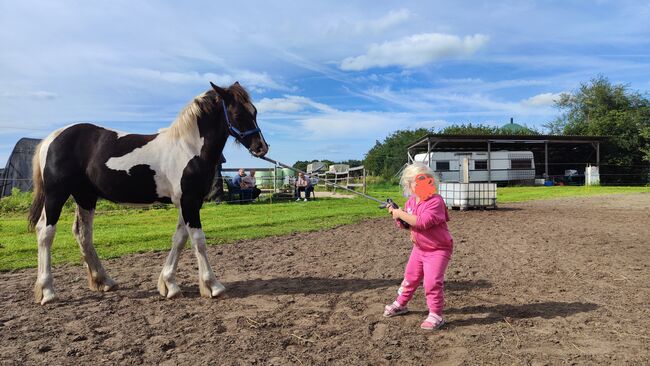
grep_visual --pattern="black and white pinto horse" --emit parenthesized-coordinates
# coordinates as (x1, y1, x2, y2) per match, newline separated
(28, 82, 268, 305)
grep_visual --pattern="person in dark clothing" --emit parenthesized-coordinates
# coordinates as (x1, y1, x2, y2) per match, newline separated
(232, 168, 260, 203)
(207, 154, 227, 204)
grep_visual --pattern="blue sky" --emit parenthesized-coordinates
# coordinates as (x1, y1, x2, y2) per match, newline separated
(1, 1, 649, 169)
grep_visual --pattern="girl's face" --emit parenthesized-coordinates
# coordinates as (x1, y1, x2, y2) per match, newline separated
(413, 173, 437, 200)
(409, 180, 417, 193)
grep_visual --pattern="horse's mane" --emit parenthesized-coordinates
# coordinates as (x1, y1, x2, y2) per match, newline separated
(162, 91, 216, 138)
(162, 84, 252, 139)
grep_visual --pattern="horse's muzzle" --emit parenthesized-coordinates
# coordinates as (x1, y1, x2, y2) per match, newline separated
(250, 140, 269, 157)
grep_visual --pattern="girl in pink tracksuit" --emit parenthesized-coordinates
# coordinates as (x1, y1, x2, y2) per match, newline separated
(384, 162, 453, 330)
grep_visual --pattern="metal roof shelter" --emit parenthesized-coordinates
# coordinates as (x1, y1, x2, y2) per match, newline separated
(1, 137, 41, 197)
(407, 134, 608, 183)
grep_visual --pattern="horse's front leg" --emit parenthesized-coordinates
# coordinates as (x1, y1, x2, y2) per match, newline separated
(182, 199, 225, 298)
(157, 213, 188, 298)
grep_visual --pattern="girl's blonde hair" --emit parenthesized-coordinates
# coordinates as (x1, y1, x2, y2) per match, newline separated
(400, 162, 436, 196)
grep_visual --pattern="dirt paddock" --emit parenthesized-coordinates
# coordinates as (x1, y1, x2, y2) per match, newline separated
(1, 193, 649, 365)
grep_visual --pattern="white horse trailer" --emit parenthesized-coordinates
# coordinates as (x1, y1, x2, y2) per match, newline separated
(413, 151, 535, 183)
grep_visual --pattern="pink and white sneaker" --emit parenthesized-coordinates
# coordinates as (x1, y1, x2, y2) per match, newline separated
(383, 301, 409, 317)
(420, 313, 445, 330)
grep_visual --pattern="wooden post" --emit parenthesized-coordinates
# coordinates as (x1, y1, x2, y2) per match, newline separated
(363, 168, 367, 194)
(273, 162, 277, 193)
(487, 141, 491, 184)
(544, 142, 549, 179)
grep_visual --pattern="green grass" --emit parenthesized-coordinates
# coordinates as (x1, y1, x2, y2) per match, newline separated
(366, 183, 650, 204)
(0, 198, 387, 271)
(497, 185, 650, 203)
(1, 184, 647, 271)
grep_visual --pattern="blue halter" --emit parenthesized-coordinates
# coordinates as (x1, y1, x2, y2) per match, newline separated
(221, 99, 261, 141)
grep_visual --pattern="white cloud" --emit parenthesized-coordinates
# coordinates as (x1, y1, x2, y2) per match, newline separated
(408, 119, 449, 130)
(0, 91, 58, 100)
(340, 33, 489, 71)
(257, 95, 335, 114)
(257, 96, 311, 113)
(522, 92, 565, 107)
(123, 68, 287, 91)
(361, 86, 562, 121)
(257, 94, 419, 140)
(355, 9, 411, 34)
(300, 111, 397, 139)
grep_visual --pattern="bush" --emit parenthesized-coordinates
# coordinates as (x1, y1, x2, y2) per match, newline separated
(0, 188, 35, 213)
(0, 188, 171, 215)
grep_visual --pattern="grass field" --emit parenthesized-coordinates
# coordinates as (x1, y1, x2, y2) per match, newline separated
(1, 184, 648, 271)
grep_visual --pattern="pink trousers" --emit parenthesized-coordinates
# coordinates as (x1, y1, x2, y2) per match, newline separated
(395, 246, 451, 315)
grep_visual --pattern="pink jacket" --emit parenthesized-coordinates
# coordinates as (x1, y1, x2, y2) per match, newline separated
(397, 194, 453, 252)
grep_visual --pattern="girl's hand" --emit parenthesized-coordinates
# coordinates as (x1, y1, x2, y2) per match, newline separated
(391, 208, 403, 220)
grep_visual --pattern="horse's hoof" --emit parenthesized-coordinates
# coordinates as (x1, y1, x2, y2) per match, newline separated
(88, 274, 117, 292)
(211, 283, 226, 297)
(199, 279, 226, 298)
(166, 287, 183, 299)
(40, 291, 57, 305)
(102, 278, 117, 292)
(35, 282, 56, 305)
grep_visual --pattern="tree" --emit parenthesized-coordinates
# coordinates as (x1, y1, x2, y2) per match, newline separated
(338, 159, 363, 167)
(545, 76, 650, 183)
(441, 123, 501, 135)
(441, 123, 540, 135)
(364, 128, 430, 178)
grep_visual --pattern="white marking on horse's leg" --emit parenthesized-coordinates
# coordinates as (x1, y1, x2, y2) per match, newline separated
(158, 214, 188, 298)
(34, 210, 57, 305)
(187, 227, 225, 298)
(72, 206, 116, 292)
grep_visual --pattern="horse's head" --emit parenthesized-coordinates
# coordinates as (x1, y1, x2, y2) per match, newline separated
(211, 82, 269, 157)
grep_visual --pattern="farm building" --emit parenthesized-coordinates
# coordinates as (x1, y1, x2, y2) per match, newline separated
(1, 137, 41, 197)
(407, 134, 607, 185)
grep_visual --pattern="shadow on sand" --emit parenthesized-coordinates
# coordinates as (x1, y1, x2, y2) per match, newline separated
(219, 277, 491, 298)
(444, 301, 599, 328)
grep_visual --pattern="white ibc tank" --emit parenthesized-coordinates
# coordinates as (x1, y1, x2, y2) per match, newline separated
(438, 182, 497, 209)
(585, 165, 600, 186)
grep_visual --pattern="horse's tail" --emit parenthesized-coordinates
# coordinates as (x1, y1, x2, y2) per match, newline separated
(28, 142, 45, 232)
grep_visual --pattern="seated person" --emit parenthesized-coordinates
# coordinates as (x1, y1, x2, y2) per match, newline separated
(241, 169, 262, 201)
(232, 168, 253, 203)
(294, 172, 314, 201)
(232, 169, 252, 201)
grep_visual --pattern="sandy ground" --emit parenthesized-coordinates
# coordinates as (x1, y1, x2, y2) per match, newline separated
(1, 193, 648, 365)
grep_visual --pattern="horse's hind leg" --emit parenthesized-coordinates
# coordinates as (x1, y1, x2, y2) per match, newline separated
(72, 204, 116, 292)
(157, 214, 188, 298)
(34, 194, 67, 305)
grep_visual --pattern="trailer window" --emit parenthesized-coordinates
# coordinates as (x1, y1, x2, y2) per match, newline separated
(474, 160, 488, 170)
(511, 159, 532, 169)
(436, 161, 450, 171)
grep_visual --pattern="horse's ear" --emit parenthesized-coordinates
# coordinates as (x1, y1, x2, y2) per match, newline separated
(234, 81, 240, 86)
(210, 82, 227, 99)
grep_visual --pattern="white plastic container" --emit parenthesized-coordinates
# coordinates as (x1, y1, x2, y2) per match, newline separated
(585, 165, 600, 186)
(438, 182, 497, 210)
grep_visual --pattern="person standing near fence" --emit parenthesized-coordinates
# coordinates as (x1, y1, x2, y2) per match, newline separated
(207, 154, 227, 204)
